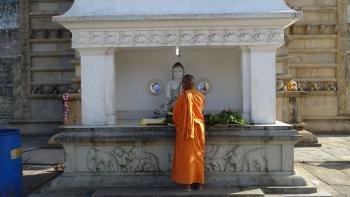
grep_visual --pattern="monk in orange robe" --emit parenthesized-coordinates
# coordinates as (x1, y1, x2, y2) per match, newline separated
(171, 74, 206, 192)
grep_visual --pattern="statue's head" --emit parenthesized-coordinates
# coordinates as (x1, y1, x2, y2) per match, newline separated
(182, 74, 195, 90)
(172, 62, 184, 80)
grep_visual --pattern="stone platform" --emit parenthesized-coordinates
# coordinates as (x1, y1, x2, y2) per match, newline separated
(27, 134, 350, 197)
(46, 122, 306, 190)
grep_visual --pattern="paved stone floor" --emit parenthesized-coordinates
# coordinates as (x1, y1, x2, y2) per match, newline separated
(294, 136, 350, 197)
(22, 135, 350, 196)
(22, 137, 63, 196)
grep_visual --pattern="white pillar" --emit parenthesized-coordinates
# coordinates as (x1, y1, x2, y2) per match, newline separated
(104, 49, 117, 125)
(249, 46, 278, 124)
(240, 46, 251, 121)
(79, 48, 117, 126)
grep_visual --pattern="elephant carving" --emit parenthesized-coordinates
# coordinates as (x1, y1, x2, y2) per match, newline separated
(205, 145, 226, 172)
(87, 148, 116, 172)
(86, 144, 160, 172)
(225, 146, 267, 172)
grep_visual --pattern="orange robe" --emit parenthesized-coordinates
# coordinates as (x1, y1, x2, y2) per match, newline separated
(171, 89, 205, 184)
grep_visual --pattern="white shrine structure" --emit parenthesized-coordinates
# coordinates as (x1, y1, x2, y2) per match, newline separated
(54, 0, 302, 125)
(36, 0, 328, 196)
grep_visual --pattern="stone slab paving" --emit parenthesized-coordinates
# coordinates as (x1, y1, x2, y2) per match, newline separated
(22, 136, 64, 165)
(294, 148, 341, 162)
(22, 137, 63, 196)
(295, 135, 350, 197)
(22, 148, 64, 165)
(22, 137, 50, 151)
(22, 165, 59, 196)
(294, 165, 340, 196)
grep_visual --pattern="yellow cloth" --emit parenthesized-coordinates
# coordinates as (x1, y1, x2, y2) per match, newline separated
(171, 89, 205, 184)
(140, 118, 166, 126)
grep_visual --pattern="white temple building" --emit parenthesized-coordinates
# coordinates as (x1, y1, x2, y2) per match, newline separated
(25, 0, 332, 196)
(54, 0, 302, 126)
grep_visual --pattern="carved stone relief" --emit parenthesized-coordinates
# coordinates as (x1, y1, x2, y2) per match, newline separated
(72, 28, 284, 48)
(63, 148, 74, 172)
(282, 144, 293, 171)
(84, 144, 271, 173)
(87, 147, 116, 172)
(87, 143, 160, 172)
(125, 143, 160, 172)
(31, 85, 73, 95)
(276, 80, 338, 92)
(290, 24, 338, 35)
(205, 145, 268, 172)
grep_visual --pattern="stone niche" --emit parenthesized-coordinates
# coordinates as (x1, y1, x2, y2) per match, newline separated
(49, 0, 307, 192)
(115, 47, 242, 119)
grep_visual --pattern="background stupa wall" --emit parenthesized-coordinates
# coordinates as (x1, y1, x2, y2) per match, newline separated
(1, 0, 349, 134)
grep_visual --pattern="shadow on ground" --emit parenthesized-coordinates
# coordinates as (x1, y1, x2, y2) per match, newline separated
(22, 165, 60, 196)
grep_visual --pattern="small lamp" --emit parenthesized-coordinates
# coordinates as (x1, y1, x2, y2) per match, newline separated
(176, 46, 180, 57)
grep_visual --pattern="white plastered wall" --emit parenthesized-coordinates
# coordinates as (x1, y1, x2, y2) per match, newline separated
(115, 47, 242, 119)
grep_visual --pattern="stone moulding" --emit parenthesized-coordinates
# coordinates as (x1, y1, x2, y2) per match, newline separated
(53, 0, 302, 49)
(52, 0, 302, 23)
(49, 124, 306, 188)
(71, 28, 285, 48)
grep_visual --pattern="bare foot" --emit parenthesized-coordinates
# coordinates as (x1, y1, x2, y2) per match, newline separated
(184, 184, 191, 192)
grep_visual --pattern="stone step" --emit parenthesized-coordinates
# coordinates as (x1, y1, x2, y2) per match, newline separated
(265, 191, 332, 197)
(29, 187, 93, 197)
(262, 186, 317, 194)
(295, 143, 322, 147)
(280, 190, 332, 197)
(30, 186, 332, 197)
(92, 187, 264, 197)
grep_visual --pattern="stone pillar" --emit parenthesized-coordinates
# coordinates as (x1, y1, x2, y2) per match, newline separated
(249, 46, 278, 124)
(79, 48, 117, 126)
(240, 47, 251, 121)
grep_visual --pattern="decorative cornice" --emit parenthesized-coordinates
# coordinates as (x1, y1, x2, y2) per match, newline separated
(72, 28, 284, 48)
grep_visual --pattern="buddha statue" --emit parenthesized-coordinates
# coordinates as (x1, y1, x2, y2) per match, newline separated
(286, 79, 298, 91)
(165, 62, 185, 112)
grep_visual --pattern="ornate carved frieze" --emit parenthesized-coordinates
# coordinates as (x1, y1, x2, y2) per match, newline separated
(87, 143, 160, 172)
(72, 28, 284, 48)
(289, 24, 338, 35)
(205, 145, 267, 172)
(63, 148, 74, 172)
(84, 144, 269, 173)
(276, 80, 337, 92)
(30, 28, 71, 40)
(30, 84, 80, 95)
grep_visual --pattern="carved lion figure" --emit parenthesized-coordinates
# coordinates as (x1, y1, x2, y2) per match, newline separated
(126, 143, 160, 172)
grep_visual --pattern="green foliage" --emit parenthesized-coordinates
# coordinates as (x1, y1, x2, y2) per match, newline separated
(165, 109, 247, 127)
(204, 110, 247, 127)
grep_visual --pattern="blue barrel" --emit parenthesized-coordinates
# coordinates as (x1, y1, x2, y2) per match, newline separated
(0, 129, 22, 197)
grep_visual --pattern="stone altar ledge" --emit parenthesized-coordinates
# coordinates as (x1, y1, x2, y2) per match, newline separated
(48, 121, 306, 189)
(54, 121, 299, 143)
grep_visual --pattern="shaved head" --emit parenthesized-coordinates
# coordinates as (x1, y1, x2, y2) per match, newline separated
(182, 74, 195, 90)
